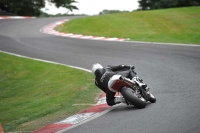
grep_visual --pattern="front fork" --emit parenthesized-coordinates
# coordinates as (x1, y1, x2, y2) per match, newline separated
(132, 76, 151, 101)
(119, 76, 150, 101)
(132, 76, 149, 92)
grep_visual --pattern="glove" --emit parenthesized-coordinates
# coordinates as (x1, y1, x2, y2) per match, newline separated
(130, 66, 135, 71)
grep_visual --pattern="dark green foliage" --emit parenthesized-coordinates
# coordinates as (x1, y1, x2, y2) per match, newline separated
(99, 10, 129, 15)
(138, 0, 200, 10)
(0, 0, 78, 16)
(50, 0, 78, 11)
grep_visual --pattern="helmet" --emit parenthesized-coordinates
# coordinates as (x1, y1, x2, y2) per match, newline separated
(91, 63, 103, 74)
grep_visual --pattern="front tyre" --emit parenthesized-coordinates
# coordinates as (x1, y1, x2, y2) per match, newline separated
(149, 92, 156, 103)
(121, 87, 146, 109)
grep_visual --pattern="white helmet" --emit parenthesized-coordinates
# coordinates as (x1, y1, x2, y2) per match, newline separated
(91, 63, 103, 74)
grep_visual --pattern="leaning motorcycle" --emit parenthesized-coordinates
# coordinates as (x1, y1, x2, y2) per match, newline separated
(108, 74, 156, 108)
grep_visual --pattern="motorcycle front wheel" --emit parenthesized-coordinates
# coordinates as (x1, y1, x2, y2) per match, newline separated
(121, 87, 146, 109)
(149, 92, 156, 103)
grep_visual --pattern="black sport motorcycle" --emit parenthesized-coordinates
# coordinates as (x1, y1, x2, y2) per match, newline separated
(108, 73, 156, 108)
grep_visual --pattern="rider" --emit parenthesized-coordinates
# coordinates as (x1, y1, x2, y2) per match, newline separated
(91, 63, 150, 106)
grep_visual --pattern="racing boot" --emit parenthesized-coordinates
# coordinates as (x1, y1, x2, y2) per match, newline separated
(114, 97, 130, 105)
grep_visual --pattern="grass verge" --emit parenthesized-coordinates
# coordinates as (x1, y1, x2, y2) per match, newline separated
(0, 52, 100, 132)
(56, 7, 200, 44)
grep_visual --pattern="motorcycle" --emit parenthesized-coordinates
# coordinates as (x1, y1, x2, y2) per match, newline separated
(108, 74, 156, 108)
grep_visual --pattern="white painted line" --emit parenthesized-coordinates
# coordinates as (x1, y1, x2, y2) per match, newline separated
(47, 31, 59, 34)
(80, 36, 94, 39)
(70, 34, 83, 38)
(91, 37, 105, 40)
(124, 40, 200, 47)
(96, 97, 107, 105)
(0, 50, 113, 132)
(56, 113, 99, 125)
(55, 22, 65, 25)
(40, 20, 126, 42)
(0, 50, 91, 73)
(40, 19, 199, 46)
(45, 32, 55, 35)
(13, 16, 26, 19)
(105, 38, 118, 41)
(61, 33, 74, 37)
(118, 38, 126, 41)
(53, 33, 66, 36)
(43, 29, 53, 32)
(56, 105, 118, 133)
(0, 16, 35, 19)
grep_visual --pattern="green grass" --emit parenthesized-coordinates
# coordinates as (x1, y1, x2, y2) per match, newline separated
(0, 52, 100, 132)
(56, 7, 200, 44)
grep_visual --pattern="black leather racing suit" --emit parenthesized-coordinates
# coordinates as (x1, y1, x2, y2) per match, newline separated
(94, 65, 136, 106)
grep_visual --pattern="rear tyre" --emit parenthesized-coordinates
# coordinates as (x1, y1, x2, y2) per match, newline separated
(121, 87, 146, 109)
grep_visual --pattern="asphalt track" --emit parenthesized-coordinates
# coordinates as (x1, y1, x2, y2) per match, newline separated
(1, 16, 200, 133)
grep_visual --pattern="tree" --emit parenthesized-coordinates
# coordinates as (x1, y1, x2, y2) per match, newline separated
(150, 0, 178, 9)
(0, 0, 78, 16)
(138, 0, 200, 10)
(50, 0, 78, 11)
(99, 10, 129, 15)
(138, 0, 151, 10)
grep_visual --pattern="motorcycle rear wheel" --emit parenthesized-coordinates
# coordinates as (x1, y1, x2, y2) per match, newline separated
(121, 87, 146, 109)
